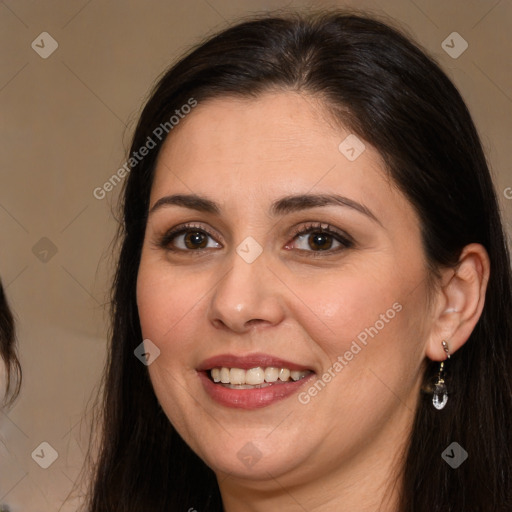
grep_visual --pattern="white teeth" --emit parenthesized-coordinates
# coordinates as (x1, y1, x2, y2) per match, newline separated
(209, 366, 311, 386)
(290, 370, 304, 381)
(229, 368, 245, 385)
(264, 367, 279, 383)
(278, 368, 291, 381)
(246, 367, 265, 385)
(211, 368, 221, 383)
(220, 367, 230, 384)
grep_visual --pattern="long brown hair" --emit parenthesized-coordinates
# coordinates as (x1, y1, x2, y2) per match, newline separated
(85, 10, 512, 511)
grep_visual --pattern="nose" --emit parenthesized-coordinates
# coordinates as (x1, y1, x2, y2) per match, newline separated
(207, 248, 286, 334)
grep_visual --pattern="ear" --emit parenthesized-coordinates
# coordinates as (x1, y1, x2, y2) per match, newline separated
(425, 243, 490, 361)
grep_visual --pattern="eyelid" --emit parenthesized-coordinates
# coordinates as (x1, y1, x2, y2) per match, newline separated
(288, 221, 354, 245)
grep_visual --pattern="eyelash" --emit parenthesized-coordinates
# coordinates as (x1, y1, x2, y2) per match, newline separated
(155, 222, 354, 256)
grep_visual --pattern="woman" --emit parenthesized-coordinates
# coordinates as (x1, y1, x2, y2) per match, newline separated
(0, 281, 21, 408)
(85, 10, 512, 511)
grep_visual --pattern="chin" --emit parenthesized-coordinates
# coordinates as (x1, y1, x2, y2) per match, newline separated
(192, 433, 310, 482)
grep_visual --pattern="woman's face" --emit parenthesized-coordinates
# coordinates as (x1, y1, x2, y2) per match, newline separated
(137, 92, 434, 489)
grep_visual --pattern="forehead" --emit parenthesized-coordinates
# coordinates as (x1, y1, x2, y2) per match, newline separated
(175, 92, 336, 148)
(150, 92, 410, 227)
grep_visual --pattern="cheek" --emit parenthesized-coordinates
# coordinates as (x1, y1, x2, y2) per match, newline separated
(136, 260, 208, 426)
(136, 256, 211, 363)
(296, 274, 426, 427)
(292, 267, 404, 353)
(290, 259, 428, 398)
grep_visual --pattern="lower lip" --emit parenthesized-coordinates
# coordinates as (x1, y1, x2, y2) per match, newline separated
(198, 371, 315, 409)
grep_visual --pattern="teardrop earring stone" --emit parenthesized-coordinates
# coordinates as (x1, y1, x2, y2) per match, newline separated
(432, 381, 448, 410)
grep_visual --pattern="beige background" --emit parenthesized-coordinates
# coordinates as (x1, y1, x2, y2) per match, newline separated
(1, 0, 511, 510)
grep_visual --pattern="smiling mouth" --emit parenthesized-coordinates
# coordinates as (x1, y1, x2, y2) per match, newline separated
(207, 366, 314, 389)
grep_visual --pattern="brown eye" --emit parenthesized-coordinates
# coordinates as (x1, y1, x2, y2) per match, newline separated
(307, 232, 335, 251)
(286, 223, 353, 254)
(183, 231, 209, 249)
(158, 225, 222, 252)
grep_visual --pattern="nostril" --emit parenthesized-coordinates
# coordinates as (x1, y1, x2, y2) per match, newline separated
(245, 318, 265, 326)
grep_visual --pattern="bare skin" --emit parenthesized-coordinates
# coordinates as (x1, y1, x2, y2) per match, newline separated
(136, 91, 489, 511)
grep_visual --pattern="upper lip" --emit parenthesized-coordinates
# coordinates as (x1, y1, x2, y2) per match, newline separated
(197, 353, 314, 372)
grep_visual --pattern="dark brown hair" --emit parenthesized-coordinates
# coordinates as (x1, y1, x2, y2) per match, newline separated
(0, 280, 21, 408)
(86, 10, 512, 511)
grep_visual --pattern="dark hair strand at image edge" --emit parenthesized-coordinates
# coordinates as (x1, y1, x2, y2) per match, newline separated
(0, 281, 22, 409)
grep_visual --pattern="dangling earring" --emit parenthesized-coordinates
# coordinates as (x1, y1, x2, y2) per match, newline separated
(432, 340, 450, 410)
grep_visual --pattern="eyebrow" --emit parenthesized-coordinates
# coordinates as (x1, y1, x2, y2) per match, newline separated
(149, 193, 380, 224)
